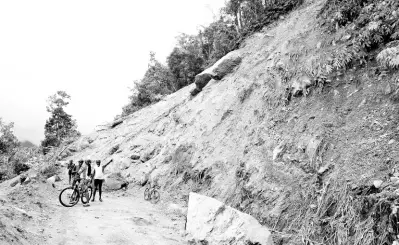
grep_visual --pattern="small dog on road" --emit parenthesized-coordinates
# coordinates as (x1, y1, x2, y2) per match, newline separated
(120, 181, 129, 191)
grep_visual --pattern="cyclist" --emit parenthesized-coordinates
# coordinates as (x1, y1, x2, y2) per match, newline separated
(71, 159, 84, 188)
(91, 159, 113, 202)
(76, 158, 93, 206)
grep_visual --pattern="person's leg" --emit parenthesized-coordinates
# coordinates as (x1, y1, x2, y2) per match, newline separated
(99, 179, 103, 201)
(92, 179, 98, 201)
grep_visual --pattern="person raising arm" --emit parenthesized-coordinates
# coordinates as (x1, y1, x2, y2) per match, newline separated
(91, 159, 113, 202)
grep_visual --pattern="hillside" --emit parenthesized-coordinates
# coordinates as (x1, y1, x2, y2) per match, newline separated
(64, 0, 399, 243)
(3, 0, 399, 244)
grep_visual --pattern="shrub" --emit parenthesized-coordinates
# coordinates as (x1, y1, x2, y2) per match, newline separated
(40, 165, 59, 178)
(319, 0, 399, 73)
(377, 45, 399, 69)
(13, 160, 30, 175)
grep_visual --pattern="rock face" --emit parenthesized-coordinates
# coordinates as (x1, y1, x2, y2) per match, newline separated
(192, 50, 242, 95)
(186, 192, 273, 245)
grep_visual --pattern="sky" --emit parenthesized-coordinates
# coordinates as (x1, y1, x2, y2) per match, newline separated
(0, 0, 226, 145)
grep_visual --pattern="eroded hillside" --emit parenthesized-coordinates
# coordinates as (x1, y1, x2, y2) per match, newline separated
(58, 0, 399, 243)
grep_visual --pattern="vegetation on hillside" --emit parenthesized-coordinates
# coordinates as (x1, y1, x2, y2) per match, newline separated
(41, 91, 80, 154)
(121, 0, 304, 117)
(0, 118, 38, 181)
(315, 0, 399, 76)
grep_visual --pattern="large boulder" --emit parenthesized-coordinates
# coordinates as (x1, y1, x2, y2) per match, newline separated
(104, 173, 126, 191)
(192, 50, 242, 94)
(186, 192, 273, 245)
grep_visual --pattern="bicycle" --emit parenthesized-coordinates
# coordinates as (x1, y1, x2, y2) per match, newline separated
(143, 183, 160, 204)
(59, 175, 93, 207)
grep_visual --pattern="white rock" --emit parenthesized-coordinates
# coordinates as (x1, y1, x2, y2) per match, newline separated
(373, 180, 383, 188)
(186, 192, 273, 245)
(46, 175, 61, 184)
(273, 143, 287, 163)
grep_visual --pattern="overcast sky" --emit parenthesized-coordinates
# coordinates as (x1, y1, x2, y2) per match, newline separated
(0, 0, 226, 145)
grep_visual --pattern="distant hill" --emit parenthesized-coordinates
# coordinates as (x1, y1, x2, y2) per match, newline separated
(20, 140, 36, 148)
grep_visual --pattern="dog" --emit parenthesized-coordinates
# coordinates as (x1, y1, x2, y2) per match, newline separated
(120, 181, 129, 191)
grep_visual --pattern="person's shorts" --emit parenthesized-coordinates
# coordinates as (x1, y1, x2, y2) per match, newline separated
(94, 179, 104, 188)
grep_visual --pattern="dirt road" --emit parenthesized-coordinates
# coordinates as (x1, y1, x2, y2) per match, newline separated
(43, 186, 186, 245)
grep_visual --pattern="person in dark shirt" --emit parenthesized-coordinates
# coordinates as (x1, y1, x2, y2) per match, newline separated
(67, 160, 74, 185)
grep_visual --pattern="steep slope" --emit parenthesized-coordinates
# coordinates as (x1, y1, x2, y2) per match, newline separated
(64, 0, 399, 243)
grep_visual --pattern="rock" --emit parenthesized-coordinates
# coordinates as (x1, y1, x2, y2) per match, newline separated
(186, 192, 273, 245)
(10, 176, 21, 187)
(341, 34, 351, 41)
(130, 154, 140, 160)
(306, 137, 323, 161)
(140, 172, 150, 186)
(373, 180, 383, 188)
(389, 139, 395, 145)
(317, 164, 331, 175)
(316, 42, 322, 49)
(29, 172, 38, 180)
(194, 50, 242, 92)
(273, 143, 287, 163)
(104, 173, 126, 191)
(391, 176, 399, 183)
(190, 87, 201, 96)
(110, 119, 123, 128)
(384, 83, 392, 95)
(47, 175, 61, 184)
(291, 75, 313, 97)
(22, 177, 31, 185)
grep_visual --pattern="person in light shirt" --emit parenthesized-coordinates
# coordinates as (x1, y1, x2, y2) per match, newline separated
(91, 159, 113, 202)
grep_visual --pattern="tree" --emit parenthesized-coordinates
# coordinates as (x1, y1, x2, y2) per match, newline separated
(0, 118, 19, 155)
(41, 91, 80, 153)
(122, 53, 177, 116)
(167, 47, 204, 89)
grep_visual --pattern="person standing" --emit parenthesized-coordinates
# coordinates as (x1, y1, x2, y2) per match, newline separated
(77, 158, 93, 207)
(91, 159, 113, 202)
(67, 160, 74, 185)
(71, 159, 84, 187)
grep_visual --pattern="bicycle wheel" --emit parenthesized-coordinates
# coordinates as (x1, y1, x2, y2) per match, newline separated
(59, 187, 79, 207)
(144, 187, 150, 200)
(150, 189, 160, 204)
(81, 186, 93, 204)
